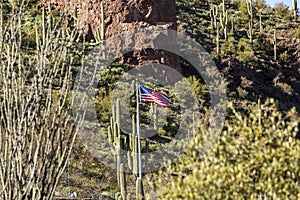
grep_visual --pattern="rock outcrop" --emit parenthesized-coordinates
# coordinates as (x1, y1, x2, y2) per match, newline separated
(46, 0, 180, 71)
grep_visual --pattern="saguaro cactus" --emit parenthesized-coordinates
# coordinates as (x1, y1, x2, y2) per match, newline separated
(246, 0, 254, 46)
(132, 136, 139, 176)
(116, 99, 121, 128)
(216, 22, 220, 56)
(210, 5, 218, 30)
(136, 178, 145, 200)
(259, 11, 263, 35)
(210, 8, 214, 29)
(152, 103, 158, 131)
(231, 16, 235, 35)
(273, 29, 277, 60)
(116, 146, 121, 186)
(220, 0, 228, 40)
(92, 2, 105, 44)
(108, 93, 148, 200)
(292, 0, 298, 22)
(109, 100, 123, 187)
(0, 1, 2, 49)
(108, 126, 113, 143)
(120, 164, 127, 200)
(100, 2, 105, 40)
(127, 151, 132, 170)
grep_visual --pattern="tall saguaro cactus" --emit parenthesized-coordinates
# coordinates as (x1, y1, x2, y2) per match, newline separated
(216, 22, 220, 56)
(109, 100, 122, 187)
(246, 0, 254, 46)
(273, 29, 277, 60)
(100, 2, 105, 40)
(120, 164, 127, 200)
(210, 5, 218, 30)
(136, 178, 145, 200)
(0, 0, 2, 50)
(92, 2, 105, 45)
(259, 11, 263, 35)
(292, 0, 298, 21)
(109, 97, 145, 200)
(231, 15, 235, 35)
(151, 103, 158, 131)
(220, 0, 228, 40)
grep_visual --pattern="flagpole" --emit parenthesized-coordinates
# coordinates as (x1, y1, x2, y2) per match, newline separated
(136, 81, 142, 179)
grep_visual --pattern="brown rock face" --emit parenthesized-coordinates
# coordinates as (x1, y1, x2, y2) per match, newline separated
(104, 0, 177, 37)
(46, 0, 180, 71)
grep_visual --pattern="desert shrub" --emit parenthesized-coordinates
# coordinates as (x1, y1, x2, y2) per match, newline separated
(155, 99, 300, 200)
(273, 3, 291, 21)
(221, 36, 238, 56)
(279, 51, 290, 63)
(293, 26, 300, 39)
(237, 38, 255, 62)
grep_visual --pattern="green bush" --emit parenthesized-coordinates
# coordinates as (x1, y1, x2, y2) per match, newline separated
(155, 99, 300, 199)
(293, 26, 300, 39)
(221, 36, 238, 57)
(237, 38, 255, 62)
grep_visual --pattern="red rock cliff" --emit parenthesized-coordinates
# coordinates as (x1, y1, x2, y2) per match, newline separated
(46, 0, 180, 71)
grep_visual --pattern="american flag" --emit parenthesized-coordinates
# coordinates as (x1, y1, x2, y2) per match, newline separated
(140, 85, 170, 107)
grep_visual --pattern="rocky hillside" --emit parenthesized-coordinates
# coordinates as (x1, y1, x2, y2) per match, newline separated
(1, 0, 299, 199)
(51, 0, 300, 198)
(46, 0, 180, 70)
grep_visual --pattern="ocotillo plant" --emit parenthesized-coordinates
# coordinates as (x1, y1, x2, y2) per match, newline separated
(0, 2, 85, 199)
(115, 192, 121, 200)
(292, 0, 298, 22)
(73, 6, 78, 27)
(46, 2, 53, 29)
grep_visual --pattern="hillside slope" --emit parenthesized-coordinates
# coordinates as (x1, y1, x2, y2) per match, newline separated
(55, 0, 300, 198)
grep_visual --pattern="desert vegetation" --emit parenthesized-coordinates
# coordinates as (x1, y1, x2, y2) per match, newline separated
(0, 0, 299, 199)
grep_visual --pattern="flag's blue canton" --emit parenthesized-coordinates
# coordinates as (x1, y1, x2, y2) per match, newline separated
(140, 85, 170, 107)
